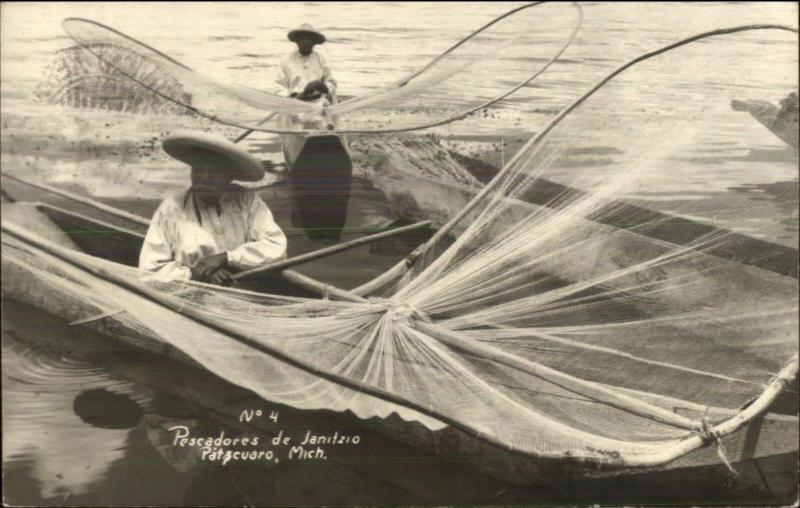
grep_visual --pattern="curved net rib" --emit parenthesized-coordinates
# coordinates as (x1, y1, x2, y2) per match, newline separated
(329, 2, 583, 133)
(62, 2, 581, 134)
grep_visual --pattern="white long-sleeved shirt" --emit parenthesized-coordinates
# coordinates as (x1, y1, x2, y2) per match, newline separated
(276, 50, 337, 99)
(275, 50, 340, 165)
(138, 188, 287, 281)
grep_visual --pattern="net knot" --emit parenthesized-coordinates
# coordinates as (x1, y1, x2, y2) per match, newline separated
(373, 298, 431, 323)
(405, 246, 425, 268)
(695, 415, 740, 483)
(697, 415, 716, 446)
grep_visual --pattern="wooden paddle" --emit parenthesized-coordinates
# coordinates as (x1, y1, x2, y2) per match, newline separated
(233, 111, 279, 143)
(233, 220, 431, 280)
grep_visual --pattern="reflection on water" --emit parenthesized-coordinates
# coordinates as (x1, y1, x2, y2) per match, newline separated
(0, 299, 314, 505)
(1, 311, 144, 499)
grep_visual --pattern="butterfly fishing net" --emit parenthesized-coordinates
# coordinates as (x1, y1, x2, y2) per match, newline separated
(35, 44, 193, 115)
(373, 24, 799, 416)
(2, 24, 798, 479)
(60, 3, 582, 134)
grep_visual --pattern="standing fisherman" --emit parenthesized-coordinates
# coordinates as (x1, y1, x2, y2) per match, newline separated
(277, 23, 337, 104)
(276, 23, 338, 164)
(139, 132, 287, 284)
(276, 23, 351, 243)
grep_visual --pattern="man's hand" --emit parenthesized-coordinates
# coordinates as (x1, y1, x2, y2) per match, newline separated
(191, 252, 228, 282)
(300, 80, 328, 98)
(207, 267, 235, 287)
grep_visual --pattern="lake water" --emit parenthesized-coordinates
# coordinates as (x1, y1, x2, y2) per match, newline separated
(1, 2, 798, 505)
(1, 2, 797, 240)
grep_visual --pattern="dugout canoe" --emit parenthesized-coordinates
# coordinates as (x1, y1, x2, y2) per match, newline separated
(281, 131, 354, 242)
(1, 195, 797, 488)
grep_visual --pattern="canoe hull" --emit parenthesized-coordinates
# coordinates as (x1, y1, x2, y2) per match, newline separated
(732, 97, 799, 150)
(1, 201, 797, 488)
(282, 133, 353, 241)
(0, 205, 576, 486)
(365, 153, 798, 306)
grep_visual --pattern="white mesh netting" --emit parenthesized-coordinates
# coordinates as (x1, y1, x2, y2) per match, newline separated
(60, 3, 582, 133)
(2, 24, 798, 470)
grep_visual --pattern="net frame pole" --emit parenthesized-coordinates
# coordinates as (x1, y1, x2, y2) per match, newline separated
(233, 112, 279, 143)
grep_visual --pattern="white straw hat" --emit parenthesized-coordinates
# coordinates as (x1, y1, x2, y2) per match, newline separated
(162, 131, 264, 182)
(288, 23, 326, 45)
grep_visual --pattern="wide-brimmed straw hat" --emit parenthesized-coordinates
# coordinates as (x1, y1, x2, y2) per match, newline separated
(162, 131, 264, 182)
(288, 23, 325, 45)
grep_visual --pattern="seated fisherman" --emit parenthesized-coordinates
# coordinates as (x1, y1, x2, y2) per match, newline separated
(277, 23, 337, 103)
(139, 132, 287, 285)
